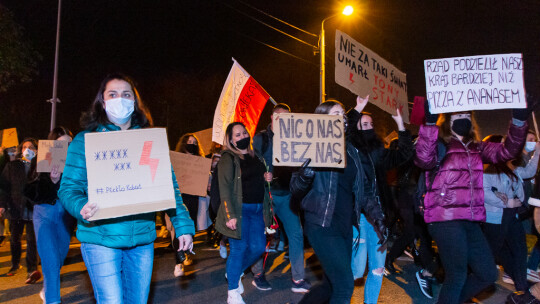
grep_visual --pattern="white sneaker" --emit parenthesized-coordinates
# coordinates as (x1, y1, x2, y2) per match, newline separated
(225, 273, 244, 294)
(174, 264, 184, 277)
(502, 273, 514, 285)
(227, 288, 245, 304)
(39, 288, 45, 303)
(219, 245, 228, 259)
(527, 268, 540, 283)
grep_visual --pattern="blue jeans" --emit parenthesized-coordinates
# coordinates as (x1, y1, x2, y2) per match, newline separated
(351, 214, 386, 304)
(251, 193, 305, 280)
(33, 203, 75, 304)
(81, 242, 154, 304)
(227, 203, 266, 290)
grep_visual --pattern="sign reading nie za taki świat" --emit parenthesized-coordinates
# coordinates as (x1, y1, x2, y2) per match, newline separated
(84, 128, 175, 221)
(272, 113, 346, 168)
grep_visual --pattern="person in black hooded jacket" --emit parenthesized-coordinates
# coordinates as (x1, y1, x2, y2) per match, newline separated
(290, 99, 387, 304)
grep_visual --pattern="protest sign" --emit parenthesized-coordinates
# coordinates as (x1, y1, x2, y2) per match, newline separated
(170, 151, 212, 197)
(193, 128, 213, 155)
(424, 53, 526, 114)
(272, 113, 346, 168)
(85, 128, 175, 221)
(36, 140, 69, 173)
(212, 59, 271, 145)
(0, 128, 18, 148)
(335, 30, 409, 123)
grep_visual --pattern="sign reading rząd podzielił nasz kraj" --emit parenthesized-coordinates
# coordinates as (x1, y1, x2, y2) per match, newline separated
(272, 113, 346, 169)
(424, 53, 526, 114)
(85, 128, 175, 221)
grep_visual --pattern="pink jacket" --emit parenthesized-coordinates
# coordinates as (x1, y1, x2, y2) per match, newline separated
(415, 122, 528, 223)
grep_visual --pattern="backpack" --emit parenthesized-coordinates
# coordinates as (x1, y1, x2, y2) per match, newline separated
(415, 140, 447, 214)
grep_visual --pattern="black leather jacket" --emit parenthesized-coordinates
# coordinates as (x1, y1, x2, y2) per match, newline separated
(290, 142, 385, 229)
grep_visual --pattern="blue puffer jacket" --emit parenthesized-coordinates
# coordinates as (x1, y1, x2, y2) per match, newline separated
(59, 124, 195, 248)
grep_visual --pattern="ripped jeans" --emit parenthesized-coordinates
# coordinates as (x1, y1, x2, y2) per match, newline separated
(351, 214, 386, 304)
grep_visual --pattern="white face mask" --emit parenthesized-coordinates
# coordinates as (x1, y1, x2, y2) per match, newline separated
(22, 148, 35, 161)
(525, 141, 536, 152)
(104, 97, 135, 125)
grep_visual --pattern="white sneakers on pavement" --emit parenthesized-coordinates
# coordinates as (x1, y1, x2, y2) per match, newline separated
(227, 288, 245, 304)
(174, 264, 184, 277)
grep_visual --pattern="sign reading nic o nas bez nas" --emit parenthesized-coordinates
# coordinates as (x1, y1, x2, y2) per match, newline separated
(272, 113, 346, 169)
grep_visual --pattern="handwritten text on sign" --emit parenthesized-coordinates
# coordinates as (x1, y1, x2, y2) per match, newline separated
(272, 113, 346, 168)
(85, 128, 175, 221)
(424, 53, 526, 114)
(335, 30, 409, 123)
(36, 140, 69, 173)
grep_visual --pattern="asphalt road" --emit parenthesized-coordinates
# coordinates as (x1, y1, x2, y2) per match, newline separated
(0, 230, 515, 303)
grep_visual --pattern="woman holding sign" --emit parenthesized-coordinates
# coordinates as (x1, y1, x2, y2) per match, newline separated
(59, 74, 195, 304)
(290, 100, 387, 304)
(214, 122, 273, 304)
(24, 126, 75, 303)
(415, 100, 531, 304)
(346, 95, 413, 303)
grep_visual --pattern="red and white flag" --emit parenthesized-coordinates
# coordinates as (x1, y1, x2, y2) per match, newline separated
(212, 59, 272, 145)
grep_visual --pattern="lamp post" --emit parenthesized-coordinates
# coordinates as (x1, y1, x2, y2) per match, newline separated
(319, 5, 354, 104)
(48, 0, 62, 131)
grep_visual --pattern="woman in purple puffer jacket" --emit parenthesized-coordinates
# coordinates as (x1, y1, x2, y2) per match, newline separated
(415, 102, 530, 304)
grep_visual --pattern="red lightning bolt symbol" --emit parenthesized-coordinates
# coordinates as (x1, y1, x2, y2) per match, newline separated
(349, 73, 355, 84)
(139, 141, 159, 182)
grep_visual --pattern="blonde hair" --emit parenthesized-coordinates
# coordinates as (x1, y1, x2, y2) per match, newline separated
(223, 122, 254, 159)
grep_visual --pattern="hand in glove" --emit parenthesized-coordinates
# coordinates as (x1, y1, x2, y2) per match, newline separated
(513, 95, 534, 121)
(424, 99, 439, 124)
(298, 158, 314, 181)
(373, 219, 389, 248)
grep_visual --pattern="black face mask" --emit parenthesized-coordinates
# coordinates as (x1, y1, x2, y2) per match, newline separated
(185, 144, 199, 155)
(452, 119, 472, 136)
(360, 129, 376, 141)
(235, 137, 250, 150)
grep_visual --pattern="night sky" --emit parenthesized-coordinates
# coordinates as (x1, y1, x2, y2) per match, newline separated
(1, 0, 539, 147)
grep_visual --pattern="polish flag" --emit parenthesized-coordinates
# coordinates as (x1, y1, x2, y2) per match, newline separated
(212, 59, 273, 145)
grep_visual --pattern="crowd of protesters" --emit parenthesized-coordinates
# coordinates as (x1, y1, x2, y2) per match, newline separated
(0, 73, 539, 304)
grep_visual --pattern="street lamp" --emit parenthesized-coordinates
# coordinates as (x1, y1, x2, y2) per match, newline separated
(48, 0, 62, 131)
(318, 5, 354, 104)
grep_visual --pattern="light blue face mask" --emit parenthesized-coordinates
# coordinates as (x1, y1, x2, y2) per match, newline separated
(525, 141, 536, 152)
(104, 97, 135, 125)
(22, 148, 35, 161)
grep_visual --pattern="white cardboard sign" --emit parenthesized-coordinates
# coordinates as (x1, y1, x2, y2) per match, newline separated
(272, 113, 346, 168)
(170, 151, 212, 197)
(335, 30, 409, 123)
(85, 128, 175, 221)
(424, 53, 526, 114)
(36, 140, 69, 173)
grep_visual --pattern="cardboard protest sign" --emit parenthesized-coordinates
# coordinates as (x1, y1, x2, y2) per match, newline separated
(170, 151, 212, 197)
(193, 128, 213, 155)
(272, 113, 346, 168)
(0, 128, 18, 148)
(85, 128, 175, 221)
(335, 30, 409, 123)
(424, 53, 526, 114)
(36, 140, 69, 173)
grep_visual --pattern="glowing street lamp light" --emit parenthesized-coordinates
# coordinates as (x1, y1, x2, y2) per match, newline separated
(318, 6, 354, 103)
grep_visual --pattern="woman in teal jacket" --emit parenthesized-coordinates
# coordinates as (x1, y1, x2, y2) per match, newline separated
(59, 74, 195, 303)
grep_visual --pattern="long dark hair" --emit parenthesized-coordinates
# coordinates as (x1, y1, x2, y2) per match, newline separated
(175, 133, 204, 156)
(18, 138, 39, 180)
(483, 134, 518, 182)
(350, 112, 383, 153)
(80, 73, 153, 131)
(47, 126, 73, 140)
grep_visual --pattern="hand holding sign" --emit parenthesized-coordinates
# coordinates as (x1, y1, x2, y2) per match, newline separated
(50, 165, 61, 184)
(392, 107, 406, 131)
(355, 95, 369, 113)
(80, 202, 99, 220)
